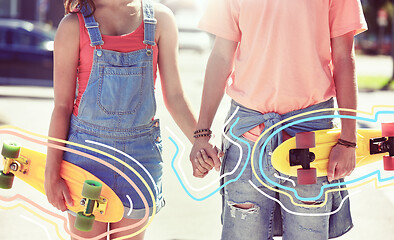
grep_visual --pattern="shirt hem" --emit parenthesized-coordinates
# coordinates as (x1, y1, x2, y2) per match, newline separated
(331, 23, 368, 38)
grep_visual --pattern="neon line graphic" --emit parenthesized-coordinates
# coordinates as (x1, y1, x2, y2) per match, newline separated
(229, 125, 394, 209)
(169, 106, 394, 207)
(167, 106, 245, 193)
(248, 180, 360, 217)
(0, 194, 67, 240)
(170, 125, 389, 210)
(126, 195, 133, 217)
(250, 113, 394, 202)
(248, 107, 394, 207)
(0, 127, 155, 240)
(273, 173, 296, 187)
(86, 140, 159, 196)
(20, 214, 52, 240)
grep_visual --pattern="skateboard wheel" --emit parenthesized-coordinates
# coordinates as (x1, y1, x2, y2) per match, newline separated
(297, 168, 317, 185)
(382, 123, 394, 137)
(1, 141, 21, 159)
(82, 180, 102, 200)
(383, 156, 394, 171)
(75, 212, 95, 232)
(296, 132, 316, 149)
(0, 171, 15, 189)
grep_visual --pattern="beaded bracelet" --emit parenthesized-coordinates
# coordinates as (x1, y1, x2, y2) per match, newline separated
(194, 129, 212, 134)
(336, 139, 357, 148)
(193, 133, 212, 139)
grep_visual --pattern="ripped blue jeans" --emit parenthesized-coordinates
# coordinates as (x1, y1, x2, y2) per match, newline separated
(220, 99, 353, 240)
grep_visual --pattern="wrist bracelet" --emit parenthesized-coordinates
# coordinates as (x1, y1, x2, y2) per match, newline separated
(194, 128, 212, 134)
(193, 133, 212, 139)
(336, 139, 357, 148)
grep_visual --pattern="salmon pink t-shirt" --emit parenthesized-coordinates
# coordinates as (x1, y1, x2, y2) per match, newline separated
(73, 11, 159, 116)
(199, 0, 367, 115)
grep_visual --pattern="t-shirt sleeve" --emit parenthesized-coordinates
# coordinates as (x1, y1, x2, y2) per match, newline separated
(198, 0, 241, 42)
(329, 0, 368, 38)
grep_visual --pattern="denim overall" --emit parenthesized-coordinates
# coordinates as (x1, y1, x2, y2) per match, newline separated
(63, 0, 164, 219)
(220, 99, 353, 240)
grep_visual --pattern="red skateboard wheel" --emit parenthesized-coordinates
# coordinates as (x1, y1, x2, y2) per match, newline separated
(382, 123, 394, 137)
(296, 132, 316, 149)
(297, 168, 317, 185)
(383, 156, 394, 171)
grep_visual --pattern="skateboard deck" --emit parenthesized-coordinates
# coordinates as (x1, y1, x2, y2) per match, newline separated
(1, 145, 124, 224)
(272, 124, 394, 184)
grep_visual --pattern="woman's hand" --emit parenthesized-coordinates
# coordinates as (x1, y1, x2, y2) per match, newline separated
(190, 137, 223, 178)
(44, 174, 73, 211)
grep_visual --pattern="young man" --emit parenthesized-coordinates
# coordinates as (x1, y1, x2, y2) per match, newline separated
(190, 0, 367, 239)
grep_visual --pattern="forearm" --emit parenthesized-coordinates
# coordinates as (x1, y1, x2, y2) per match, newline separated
(333, 55, 357, 142)
(165, 93, 197, 143)
(45, 106, 73, 178)
(196, 51, 233, 130)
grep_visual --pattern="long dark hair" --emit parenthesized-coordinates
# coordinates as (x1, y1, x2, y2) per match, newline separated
(64, 0, 96, 15)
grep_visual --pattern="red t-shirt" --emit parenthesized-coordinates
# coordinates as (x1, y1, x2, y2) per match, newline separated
(73, 11, 159, 116)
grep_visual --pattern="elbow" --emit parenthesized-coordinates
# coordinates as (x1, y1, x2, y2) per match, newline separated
(53, 102, 74, 117)
(163, 92, 184, 111)
(332, 50, 356, 68)
(332, 55, 356, 76)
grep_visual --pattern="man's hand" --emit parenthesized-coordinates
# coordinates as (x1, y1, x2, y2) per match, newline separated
(327, 144, 356, 182)
(190, 137, 223, 178)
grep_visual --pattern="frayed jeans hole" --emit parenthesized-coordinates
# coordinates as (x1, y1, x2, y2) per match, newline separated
(301, 200, 323, 205)
(227, 201, 260, 219)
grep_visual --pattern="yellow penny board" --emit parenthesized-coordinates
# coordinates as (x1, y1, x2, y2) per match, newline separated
(2, 147, 124, 223)
(272, 128, 387, 177)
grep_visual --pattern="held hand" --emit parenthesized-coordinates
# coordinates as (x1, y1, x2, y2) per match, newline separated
(327, 144, 356, 182)
(190, 137, 223, 178)
(44, 175, 74, 211)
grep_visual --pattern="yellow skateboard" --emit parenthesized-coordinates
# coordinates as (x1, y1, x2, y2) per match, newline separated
(0, 141, 124, 231)
(272, 123, 394, 185)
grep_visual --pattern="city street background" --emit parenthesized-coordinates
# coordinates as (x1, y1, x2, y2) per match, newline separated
(0, 0, 394, 239)
(0, 52, 393, 240)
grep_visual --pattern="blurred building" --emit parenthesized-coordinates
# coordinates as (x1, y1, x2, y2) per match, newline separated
(0, 0, 63, 27)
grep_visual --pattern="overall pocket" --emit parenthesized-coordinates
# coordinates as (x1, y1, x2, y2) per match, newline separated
(98, 66, 145, 115)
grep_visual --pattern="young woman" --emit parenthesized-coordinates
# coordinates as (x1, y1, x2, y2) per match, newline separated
(190, 0, 367, 239)
(45, 0, 197, 239)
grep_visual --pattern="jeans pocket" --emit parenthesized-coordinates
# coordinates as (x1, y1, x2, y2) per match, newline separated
(97, 66, 145, 115)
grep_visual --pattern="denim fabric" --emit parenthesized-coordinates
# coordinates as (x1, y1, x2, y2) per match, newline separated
(77, 1, 157, 127)
(220, 99, 353, 239)
(64, 117, 164, 219)
(63, 0, 164, 219)
(79, 5, 104, 46)
(142, 3, 157, 47)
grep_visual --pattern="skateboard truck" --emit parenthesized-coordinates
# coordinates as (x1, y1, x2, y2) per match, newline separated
(289, 149, 316, 169)
(80, 196, 108, 215)
(370, 137, 394, 156)
(290, 132, 317, 185)
(74, 180, 104, 231)
(3, 155, 30, 175)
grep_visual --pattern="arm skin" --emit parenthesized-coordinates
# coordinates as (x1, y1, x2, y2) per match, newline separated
(44, 14, 79, 211)
(189, 37, 238, 178)
(155, 4, 198, 143)
(327, 31, 358, 182)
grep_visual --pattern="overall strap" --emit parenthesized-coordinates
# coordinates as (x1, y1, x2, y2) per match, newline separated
(80, 3, 104, 47)
(142, 0, 157, 47)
